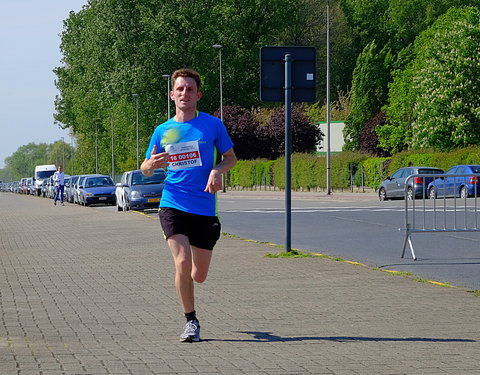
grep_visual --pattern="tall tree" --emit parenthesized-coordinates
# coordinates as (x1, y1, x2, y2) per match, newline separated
(343, 41, 391, 151)
(380, 6, 480, 151)
(384, 0, 479, 52)
(54, 0, 298, 172)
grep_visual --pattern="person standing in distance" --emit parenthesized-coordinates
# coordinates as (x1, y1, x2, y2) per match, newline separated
(53, 165, 65, 206)
(141, 69, 237, 342)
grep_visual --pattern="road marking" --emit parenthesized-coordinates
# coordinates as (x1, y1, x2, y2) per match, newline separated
(220, 206, 480, 214)
(220, 207, 405, 213)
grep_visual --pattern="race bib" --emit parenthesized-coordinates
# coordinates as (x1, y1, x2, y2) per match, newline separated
(165, 140, 202, 170)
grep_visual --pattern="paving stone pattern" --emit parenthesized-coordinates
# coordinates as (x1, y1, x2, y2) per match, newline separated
(0, 192, 479, 374)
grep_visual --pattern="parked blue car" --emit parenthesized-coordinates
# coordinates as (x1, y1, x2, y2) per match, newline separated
(78, 174, 116, 206)
(427, 165, 480, 199)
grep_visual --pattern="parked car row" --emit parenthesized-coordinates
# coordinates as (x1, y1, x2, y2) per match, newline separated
(378, 164, 480, 201)
(62, 174, 117, 206)
(5, 168, 166, 211)
(6, 173, 117, 207)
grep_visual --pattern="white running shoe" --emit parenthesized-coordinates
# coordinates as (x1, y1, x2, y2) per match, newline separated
(180, 320, 201, 342)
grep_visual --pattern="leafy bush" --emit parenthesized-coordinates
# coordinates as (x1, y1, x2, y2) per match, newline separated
(272, 157, 286, 190)
(219, 104, 323, 161)
(254, 160, 274, 186)
(388, 151, 435, 174)
(359, 111, 389, 156)
(229, 160, 256, 188)
(257, 106, 322, 159)
(361, 157, 390, 188)
(217, 105, 261, 160)
(291, 153, 319, 190)
(330, 151, 369, 189)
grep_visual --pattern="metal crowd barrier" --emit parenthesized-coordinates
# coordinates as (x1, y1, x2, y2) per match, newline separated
(401, 173, 480, 260)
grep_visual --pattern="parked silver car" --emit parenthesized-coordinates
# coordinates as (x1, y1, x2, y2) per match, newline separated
(116, 169, 166, 211)
(378, 166, 444, 201)
(77, 175, 116, 206)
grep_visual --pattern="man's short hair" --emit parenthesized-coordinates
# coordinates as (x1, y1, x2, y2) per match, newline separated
(171, 69, 201, 91)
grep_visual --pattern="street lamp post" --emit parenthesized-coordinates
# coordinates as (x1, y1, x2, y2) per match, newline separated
(162, 74, 171, 119)
(326, 0, 331, 195)
(61, 137, 65, 167)
(212, 44, 223, 122)
(70, 133, 74, 176)
(111, 115, 115, 178)
(132, 93, 139, 169)
(94, 119, 98, 174)
(212, 44, 226, 192)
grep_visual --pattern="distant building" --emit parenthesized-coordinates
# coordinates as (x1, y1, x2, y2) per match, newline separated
(316, 121, 345, 153)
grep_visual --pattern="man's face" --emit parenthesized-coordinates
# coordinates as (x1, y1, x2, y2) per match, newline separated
(170, 76, 202, 111)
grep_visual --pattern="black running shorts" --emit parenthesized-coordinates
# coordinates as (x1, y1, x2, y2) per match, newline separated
(159, 207, 221, 250)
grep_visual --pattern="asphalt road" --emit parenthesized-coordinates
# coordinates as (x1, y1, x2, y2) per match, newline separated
(216, 192, 480, 290)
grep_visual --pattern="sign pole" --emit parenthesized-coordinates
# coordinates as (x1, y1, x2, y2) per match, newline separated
(326, 0, 331, 194)
(259, 46, 316, 254)
(284, 54, 292, 253)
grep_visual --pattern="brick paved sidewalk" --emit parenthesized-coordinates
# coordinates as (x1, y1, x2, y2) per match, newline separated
(0, 192, 479, 374)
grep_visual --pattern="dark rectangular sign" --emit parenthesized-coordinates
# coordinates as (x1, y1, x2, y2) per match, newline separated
(260, 46, 316, 102)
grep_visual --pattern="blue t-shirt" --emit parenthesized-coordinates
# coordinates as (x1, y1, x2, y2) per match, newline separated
(145, 112, 233, 216)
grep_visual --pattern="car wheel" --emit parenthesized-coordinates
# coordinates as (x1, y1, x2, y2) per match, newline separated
(429, 187, 437, 200)
(460, 186, 468, 199)
(407, 187, 414, 200)
(379, 187, 387, 201)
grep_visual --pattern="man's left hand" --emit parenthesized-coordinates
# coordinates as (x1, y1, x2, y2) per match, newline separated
(204, 169, 222, 194)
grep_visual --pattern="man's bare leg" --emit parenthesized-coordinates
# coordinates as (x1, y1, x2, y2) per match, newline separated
(168, 235, 213, 342)
(168, 234, 194, 313)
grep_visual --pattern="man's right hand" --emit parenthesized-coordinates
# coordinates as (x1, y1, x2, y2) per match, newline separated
(141, 145, 169, 176)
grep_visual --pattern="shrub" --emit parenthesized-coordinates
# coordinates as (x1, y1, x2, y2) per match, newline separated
(257, 106, 322, 159)
(216, 105, 260, 160)
(359, 111, 389, 156)
(361, 157, 390, 189)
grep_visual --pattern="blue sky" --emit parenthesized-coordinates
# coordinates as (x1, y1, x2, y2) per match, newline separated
(0, 0, 87, 168)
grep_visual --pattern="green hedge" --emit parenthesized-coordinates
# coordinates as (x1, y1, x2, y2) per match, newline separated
(230, 159, 274, 188)
(233, 152, 370, 191)
(227, 146, 480, 191)
(361, 157, 390, 189)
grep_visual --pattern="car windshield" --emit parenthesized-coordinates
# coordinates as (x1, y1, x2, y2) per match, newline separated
(132, 171, 166, 185)
(37, 170, 55, 179)
(85, 177, 114, 187)
(470, 166, 480, 173)
(418, 169, 443, 174)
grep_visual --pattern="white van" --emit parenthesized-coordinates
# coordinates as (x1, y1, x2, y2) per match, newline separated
(34, 164, 57, 196)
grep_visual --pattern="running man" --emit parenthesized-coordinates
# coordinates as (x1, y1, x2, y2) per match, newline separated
(141, 68, 237, 342)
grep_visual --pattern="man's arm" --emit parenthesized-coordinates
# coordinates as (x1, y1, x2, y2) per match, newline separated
(204, 148, 237, 194)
